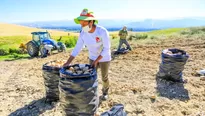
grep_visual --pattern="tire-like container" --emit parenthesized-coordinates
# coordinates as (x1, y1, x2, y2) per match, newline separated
(42, 60, 65, 102)
(59, 64, 99, 116)
(157, 48, 189, 82)
(114, 48, 129, 55)
(100, 104, 127, 116)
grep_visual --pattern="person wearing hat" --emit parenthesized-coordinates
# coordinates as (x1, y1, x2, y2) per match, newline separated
(117, 26, 132, 51)
(63, 8, 111, 100)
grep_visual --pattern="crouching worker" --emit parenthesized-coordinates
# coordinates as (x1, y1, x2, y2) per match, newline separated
(63, 8, 111, 101)
(117, 26, 132, 51)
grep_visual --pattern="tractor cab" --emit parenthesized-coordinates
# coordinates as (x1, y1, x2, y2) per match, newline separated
(31, 32, 56, 46)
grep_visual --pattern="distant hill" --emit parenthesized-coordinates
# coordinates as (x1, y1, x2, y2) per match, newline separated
(16, 17, 205, 31)
(0, 23, 77, 36)
(127, 18, 205, 29)
(17, 20, 132, 28)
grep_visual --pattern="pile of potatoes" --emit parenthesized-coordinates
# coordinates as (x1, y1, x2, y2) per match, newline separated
(46, 60, 67, 68)
(46, 61, 93, 75)
(164, 49, 183, 55)
(66, 65, 93, 75)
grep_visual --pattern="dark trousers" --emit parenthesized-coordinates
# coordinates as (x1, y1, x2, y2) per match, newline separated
(117, 39, 132, 51)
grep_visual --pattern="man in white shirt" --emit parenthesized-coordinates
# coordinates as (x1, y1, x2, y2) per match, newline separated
(63, 8, 111, 100)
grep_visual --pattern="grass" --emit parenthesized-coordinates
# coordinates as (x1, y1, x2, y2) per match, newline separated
(146, 28, 186, 35)
(110, 37, 120, 49)
(109, 28, 184, 43)
(1, 26, 205, 61)
(0, 23, 79, 60)
(0, 35, 78, 60)
(0, 54, 30, 61)
(52, 35, 78, 48)
(0, 36, 31, 50)
(106, 27, 195, 49)
(0, 35, 78, 53)
(0, 34, 119, 60)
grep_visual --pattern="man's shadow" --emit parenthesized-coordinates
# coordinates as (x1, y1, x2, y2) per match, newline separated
(156, 77, 190, 101)
(9, 98, 56, 116)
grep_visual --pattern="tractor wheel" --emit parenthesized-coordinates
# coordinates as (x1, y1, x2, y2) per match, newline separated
(27, 41, 39, 57)
(40, 45, 48, 58)
(57, 42, 66, 52)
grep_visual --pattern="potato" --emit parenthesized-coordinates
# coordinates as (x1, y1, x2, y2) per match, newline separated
(69, 67, 74, 71)
(74, 66, 80, 70)
(82, 67, 89, 72)
(84, 71, 90, 74)
(76, 70, 83, 74)
(66, 70, 73, 73)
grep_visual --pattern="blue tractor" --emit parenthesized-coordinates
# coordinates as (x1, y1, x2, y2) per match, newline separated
(26, 32, 66, 57)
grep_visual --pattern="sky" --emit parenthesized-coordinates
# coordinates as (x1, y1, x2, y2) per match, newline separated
(0, 0, 205, 23)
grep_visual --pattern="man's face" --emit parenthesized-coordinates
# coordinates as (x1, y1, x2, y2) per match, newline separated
(79, 20, 93, 27)
(123, 27, 127, 30)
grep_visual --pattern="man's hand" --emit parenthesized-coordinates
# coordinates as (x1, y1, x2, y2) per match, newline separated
(92, 55, 103, 68)
(63, 62, 70, 67)
(91, 60, 99, 68)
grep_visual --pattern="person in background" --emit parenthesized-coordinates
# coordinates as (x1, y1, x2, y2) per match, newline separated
(117, 26, 132, 51)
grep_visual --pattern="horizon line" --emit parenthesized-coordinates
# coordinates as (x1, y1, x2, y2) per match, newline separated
(5, 16, 205, 24)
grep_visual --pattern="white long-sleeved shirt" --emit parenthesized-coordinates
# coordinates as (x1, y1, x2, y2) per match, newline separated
(71, 25, 111, 62)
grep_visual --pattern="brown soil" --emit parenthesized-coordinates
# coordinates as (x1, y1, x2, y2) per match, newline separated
(0, 38, 205, 116)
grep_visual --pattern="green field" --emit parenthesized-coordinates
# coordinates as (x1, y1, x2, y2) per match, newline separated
(1, 26, 204, 61)
(0, 36, 31, 50)
(146, 28, 186, 35)
(0, 54, 30, 61)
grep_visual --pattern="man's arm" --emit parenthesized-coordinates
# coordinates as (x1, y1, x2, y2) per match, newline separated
(63, 55, 75, 67)
(126, 30, 128, 36)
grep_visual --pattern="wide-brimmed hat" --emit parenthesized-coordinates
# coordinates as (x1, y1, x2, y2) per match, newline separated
(74, 8, 98, 24)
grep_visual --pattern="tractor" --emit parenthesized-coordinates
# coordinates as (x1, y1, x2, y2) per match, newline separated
(26, 32, 66, 57)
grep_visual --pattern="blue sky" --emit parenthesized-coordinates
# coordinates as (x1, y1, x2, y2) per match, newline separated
(0, 0, 205, 23)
